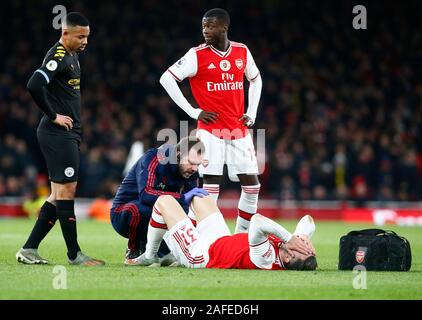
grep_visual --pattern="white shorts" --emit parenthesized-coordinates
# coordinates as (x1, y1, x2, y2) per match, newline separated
(196, 129, 259, 181)
(164, 213, 231, 268)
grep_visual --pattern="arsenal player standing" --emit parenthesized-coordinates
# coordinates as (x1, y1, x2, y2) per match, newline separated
(160, 8, 263, 233)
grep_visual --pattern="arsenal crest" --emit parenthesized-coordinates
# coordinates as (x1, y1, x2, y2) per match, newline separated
(235, 59, 243, 70)
(355, 250, 366, 264)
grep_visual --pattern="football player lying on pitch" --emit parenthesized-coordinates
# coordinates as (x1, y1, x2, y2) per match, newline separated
(137, 194, 317, 270)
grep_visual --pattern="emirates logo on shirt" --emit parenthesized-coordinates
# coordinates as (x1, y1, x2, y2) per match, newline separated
(206, 81, 243, 92)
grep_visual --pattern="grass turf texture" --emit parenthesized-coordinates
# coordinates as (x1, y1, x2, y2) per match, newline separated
(0, 218, 421, 299)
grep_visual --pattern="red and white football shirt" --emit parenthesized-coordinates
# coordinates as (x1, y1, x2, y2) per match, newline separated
(167, 42, 260, 139)
(206, 233, 286, 270)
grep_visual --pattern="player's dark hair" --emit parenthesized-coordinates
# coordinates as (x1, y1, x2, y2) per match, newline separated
(176, 136, 205, 161)
(286, 255, 318, 271)
(65, 12, 89, 27)
(203, 8, 230, 27)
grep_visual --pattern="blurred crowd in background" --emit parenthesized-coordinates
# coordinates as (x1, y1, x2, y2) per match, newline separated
(1, 0, 421, 204)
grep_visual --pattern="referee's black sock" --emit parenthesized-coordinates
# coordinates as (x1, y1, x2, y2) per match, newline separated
(23, 201, 57, 249)
(56, 200, 81, 260)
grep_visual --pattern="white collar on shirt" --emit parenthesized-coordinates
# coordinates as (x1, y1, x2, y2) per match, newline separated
(210, 42, 232, 55)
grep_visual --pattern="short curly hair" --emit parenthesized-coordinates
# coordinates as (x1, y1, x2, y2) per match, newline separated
(203, 8, 230, 27)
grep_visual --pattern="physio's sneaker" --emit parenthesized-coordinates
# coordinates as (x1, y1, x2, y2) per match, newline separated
(132, 253, 160, 267)
(16, 248, 49, 265)
(159, 252, 180, 267)
(293, 215, 316, 238)
(124, 249, 141, 266)
(68, 251, 105, 266)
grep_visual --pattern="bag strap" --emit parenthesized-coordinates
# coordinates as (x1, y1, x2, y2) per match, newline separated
(347, 229, 397, 236)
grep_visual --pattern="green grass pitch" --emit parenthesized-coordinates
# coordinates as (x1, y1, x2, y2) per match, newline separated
(0, 218, 421, 300)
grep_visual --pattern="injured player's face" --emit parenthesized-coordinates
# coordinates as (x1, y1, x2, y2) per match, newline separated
(280, 248, 318, 271)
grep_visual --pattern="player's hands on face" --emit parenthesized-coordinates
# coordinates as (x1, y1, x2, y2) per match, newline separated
(53, 114, 73, 131)
(198, 111, 218, 124)
(285, 235, 314, 257)
(239, 114, 254, 128)
(298, 235, 316, 256)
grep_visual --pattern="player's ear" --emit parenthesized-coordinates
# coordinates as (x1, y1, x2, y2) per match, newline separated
(280, 247, 290, 264)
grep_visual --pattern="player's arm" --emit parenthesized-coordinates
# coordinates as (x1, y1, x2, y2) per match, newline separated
(27, 56, 73, 130)
(248, 214, 312, 269)
(26, 72, 57, 120)
(248, 214, 292, 269)
(240, 48, 262, 128)
(159, 72, 202, 120)
(159, 49, 218, 124)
